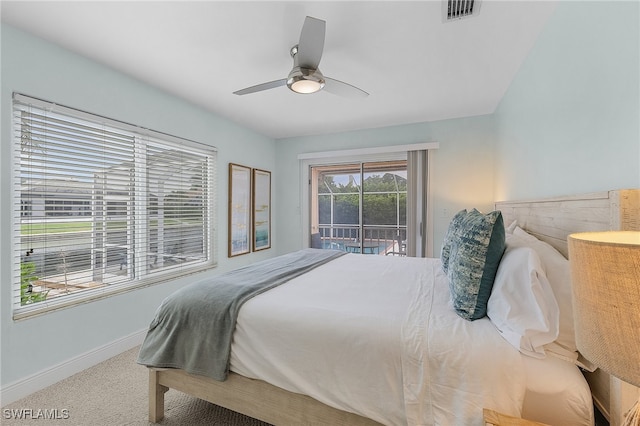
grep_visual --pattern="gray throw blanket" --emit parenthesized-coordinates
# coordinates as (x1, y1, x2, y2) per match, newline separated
(137, 248, 346, 381)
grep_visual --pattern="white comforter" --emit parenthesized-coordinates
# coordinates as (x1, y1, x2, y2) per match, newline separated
(230, 254, 527, 425)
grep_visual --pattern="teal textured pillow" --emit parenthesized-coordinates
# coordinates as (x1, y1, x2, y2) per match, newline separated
(440, 209, 468, 273)
(447, 209, 506, 321)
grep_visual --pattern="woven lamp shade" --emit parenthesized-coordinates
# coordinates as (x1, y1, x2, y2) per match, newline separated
(568, 231, 640, 387)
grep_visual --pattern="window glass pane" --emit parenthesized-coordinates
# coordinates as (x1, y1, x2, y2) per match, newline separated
(332, 194, 359, 225)
(362, 162, 407, 228)
(317, 165, 360, 194)
(17, 106, 135, 305)
(146, 143, 209, 274)
(363, 194, 404, 225)
(318, 194, 331, 224)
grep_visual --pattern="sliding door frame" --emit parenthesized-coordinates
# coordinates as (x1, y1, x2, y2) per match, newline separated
(298, 142, 438, 257)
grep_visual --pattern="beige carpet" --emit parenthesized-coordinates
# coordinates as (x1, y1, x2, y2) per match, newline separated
(1, 346, 271, 425)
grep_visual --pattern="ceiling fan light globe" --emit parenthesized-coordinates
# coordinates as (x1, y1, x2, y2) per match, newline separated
(287, 67, 325, 94)
(289, 77, 325, 94)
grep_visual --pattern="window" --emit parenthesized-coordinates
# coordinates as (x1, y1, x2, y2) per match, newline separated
(12, 93, 217, 318)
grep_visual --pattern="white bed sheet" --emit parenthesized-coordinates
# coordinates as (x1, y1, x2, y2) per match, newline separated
(521, 355, 594, 426)
(230, 253, 592, 426)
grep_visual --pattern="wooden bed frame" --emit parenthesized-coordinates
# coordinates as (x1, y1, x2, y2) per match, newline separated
(148, 188, 640, 425)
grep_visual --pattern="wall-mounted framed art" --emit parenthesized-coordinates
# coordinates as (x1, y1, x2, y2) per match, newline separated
(228, 163, 252, 257)
(252, 168, 271, 251)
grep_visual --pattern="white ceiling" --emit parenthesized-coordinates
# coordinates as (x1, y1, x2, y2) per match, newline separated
(1, 1, 558, 139)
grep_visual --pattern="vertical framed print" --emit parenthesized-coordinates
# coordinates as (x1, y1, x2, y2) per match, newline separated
(252, 168, 271, 251)
(228, 163, 252, 257)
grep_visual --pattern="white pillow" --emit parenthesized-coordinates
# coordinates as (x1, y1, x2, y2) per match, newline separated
(509, 229, 574, 352)
(508, 227, 596, 370)
(488, 245, 560, 358)
(505, 219, 518, 234)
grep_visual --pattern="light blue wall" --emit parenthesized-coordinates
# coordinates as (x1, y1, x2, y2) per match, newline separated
(493, 0, 640, 200)
(275, 115, 498, 257)
(0, 25, 276, 387)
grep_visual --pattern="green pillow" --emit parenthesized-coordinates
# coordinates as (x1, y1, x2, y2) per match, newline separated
(447, 209, 506, 321)
(440, 209, 468, 273)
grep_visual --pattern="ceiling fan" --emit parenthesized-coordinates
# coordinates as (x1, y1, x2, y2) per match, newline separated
(233, 16, 369, 98)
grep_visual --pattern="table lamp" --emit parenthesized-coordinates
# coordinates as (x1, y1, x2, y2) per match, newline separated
(568, 231, 640, 426)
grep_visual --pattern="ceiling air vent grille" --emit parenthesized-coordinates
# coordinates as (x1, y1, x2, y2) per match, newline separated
(444, 0, 481, 22)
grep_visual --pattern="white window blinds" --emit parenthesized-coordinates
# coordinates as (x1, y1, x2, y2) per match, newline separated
(12, 93, 217, 318)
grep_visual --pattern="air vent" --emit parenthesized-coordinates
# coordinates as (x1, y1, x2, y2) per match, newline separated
(443, 0, 481, 22)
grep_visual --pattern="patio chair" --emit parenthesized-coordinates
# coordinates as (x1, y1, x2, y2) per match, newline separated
(386, 235, 406, 256)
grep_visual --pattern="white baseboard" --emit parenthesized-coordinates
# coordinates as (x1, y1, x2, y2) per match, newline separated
(0, 328, 147, 407)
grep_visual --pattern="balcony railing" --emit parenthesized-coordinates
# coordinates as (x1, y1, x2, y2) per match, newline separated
(316, 224, 406, 255)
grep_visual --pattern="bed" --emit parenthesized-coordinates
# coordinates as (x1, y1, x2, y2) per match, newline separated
(138, 189, 640, 425)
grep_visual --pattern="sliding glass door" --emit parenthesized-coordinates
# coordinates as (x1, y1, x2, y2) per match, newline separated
(311, 161, 407, 255)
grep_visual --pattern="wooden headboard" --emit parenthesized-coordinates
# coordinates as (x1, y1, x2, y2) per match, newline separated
(496, 189, 640, 257)
(495, 189, 640, 426)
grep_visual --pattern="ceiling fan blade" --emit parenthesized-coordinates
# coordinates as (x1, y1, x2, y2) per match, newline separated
(296, 16, 325, 69)
(233, 79, 287, 95)
(323, 77, 369, 98)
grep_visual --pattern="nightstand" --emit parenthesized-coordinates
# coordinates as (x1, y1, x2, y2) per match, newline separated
(483, 409, 550, 426)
